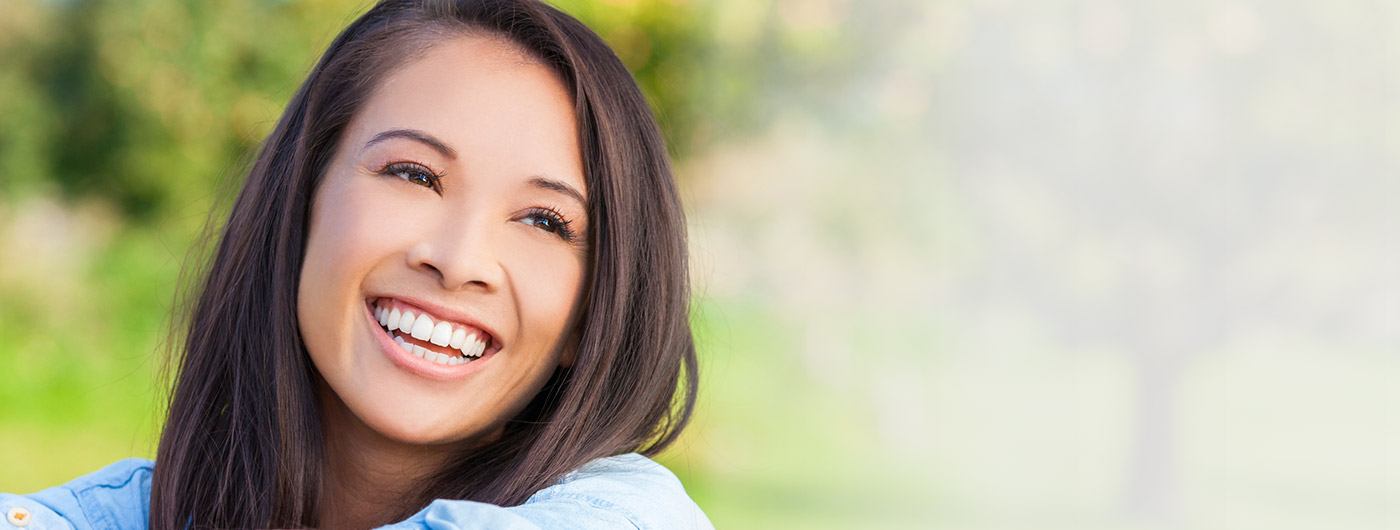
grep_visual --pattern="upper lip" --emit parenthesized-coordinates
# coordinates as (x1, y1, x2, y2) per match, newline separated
(370, 294, 503, 348)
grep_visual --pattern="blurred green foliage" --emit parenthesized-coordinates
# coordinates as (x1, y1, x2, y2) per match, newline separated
(0, 0, 730, 223)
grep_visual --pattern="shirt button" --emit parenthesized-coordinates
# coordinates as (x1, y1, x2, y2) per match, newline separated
(4, 506, 31, 527)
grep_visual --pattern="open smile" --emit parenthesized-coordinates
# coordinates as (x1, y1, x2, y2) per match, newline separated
(364, 296, 503, 380)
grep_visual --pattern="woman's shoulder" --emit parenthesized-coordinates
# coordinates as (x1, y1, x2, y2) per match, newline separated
(0, 457, 154, 530)
(384, 452, 714, 530)
(536, 452, 700, 506)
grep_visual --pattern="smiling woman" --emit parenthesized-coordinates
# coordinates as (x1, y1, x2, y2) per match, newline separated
(0, 1, 708, 529)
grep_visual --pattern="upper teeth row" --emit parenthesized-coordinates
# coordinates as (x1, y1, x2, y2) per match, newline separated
(375, 302, 488, 358)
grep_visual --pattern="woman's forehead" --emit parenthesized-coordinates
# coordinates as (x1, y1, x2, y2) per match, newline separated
(349, 34, 585, 195)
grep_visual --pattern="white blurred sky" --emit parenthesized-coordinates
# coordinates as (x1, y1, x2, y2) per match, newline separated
(684, 1, 1397, 528)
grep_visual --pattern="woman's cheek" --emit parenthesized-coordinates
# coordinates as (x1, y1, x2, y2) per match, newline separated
(322, 178, 407, 260)
(506, 239, 586, 352)
(299, 174, 400, 359)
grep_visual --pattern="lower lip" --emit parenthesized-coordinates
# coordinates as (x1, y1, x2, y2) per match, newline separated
(365, 300, 496, 381)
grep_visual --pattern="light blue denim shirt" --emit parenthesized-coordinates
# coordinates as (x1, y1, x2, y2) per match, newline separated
(0, 453, 713, 529)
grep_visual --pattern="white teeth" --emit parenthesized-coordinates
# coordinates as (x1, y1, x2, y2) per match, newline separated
(391, 332, 460, 365)
(376, 301, 492, 364)
(410, 313, 434, 340)
(386, 308, 401, 331)
(461, 333, 485, 358)
(430, 321, 453, 346)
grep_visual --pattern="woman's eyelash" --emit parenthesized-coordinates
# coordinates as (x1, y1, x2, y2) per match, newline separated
(377, 161, 443, 193)
(521, 206, 580, 242)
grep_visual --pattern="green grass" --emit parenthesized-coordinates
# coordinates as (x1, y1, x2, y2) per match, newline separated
(0, 225, 179, 491)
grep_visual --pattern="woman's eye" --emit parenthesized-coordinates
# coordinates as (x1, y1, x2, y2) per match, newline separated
(380, 162, 441, 192)
(521, 208, 578, 242)
(522, 214, 554, 231)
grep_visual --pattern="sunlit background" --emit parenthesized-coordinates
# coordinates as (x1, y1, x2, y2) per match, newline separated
(2, 1, 1396, 529)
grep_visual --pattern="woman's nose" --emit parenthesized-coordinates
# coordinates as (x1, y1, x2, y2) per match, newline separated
(405, 212, 503, 293)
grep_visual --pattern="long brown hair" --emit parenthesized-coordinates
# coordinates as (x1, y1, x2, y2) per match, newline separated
(150, 1, 697, 528)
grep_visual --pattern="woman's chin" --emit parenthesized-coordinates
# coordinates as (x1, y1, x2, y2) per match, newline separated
(352, 403, 484, 446)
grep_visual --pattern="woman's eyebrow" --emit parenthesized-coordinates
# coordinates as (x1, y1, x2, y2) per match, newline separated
(529, 176, 587, 209)
(364, 128, 583, 207)
(363, 128, 458, 159)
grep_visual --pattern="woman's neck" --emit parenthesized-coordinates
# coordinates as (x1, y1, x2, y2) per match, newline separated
(316, 384, 454, 530)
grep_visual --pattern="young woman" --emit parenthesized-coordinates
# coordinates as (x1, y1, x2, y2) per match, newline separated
(0, 1, 709, 528)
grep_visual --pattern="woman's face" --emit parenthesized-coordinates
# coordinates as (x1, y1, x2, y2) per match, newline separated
(297, 35, 589, 446)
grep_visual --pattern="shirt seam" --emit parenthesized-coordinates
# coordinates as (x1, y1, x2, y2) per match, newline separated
(65, 463, 151, 530)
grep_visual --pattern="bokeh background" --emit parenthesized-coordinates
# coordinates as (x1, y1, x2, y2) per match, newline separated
(2, 1, 1396, 529)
